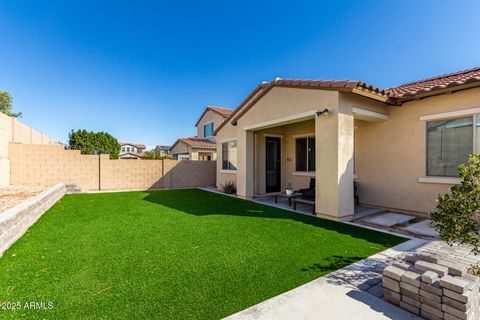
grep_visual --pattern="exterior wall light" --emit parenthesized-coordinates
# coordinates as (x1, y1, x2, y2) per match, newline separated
(316, 108, 330, 117)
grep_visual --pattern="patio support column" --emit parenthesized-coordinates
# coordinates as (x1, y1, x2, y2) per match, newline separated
(237, 129, 255, 199)
(315, 105, 354, 221)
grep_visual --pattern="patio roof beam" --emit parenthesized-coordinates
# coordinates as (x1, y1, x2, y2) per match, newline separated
(352, 107, 389, 122)
(242, 109, 318, 131)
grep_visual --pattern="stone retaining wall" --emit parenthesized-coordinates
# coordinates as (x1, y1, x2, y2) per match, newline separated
(383, 242, 480, 320)
(0, 183, 66, 256)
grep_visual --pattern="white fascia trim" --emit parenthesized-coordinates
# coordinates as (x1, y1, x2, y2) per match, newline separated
(419, 107, 480, 121)
(219, 138, 237, 143)
(292, 171, 316, 177)
(352, 107, 389, 120)
(220, 170, 237, 174)
(418, 177, 461, 184)
(242, 110, 317, 131)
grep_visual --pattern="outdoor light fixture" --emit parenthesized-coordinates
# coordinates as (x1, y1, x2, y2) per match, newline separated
(316, 108, 330, 117)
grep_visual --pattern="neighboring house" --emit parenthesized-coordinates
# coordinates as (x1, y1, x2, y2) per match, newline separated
(214, 67, 480, 221)
(170, 106, 233, 160)
(119, 142, 146, 159)
(154, 145, 171, 157)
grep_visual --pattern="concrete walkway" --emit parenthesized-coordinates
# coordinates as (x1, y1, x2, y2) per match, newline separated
(225, 239, 426, 320)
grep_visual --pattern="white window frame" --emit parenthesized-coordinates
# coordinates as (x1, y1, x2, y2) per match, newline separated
(221, 139, 237, 172)
(203, 121, 214, 138)
(293, 133, 316, 174)
(419, 108, 479, 184)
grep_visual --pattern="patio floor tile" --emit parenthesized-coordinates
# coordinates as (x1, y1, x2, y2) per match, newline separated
(403, 220, 439, 238)
(362, 213, 415, 227)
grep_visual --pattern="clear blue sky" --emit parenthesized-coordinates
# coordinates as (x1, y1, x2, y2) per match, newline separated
(1, 1, 479, 147)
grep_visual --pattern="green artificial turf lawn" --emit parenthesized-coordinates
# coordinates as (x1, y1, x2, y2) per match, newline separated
(0, 189, 405, 319)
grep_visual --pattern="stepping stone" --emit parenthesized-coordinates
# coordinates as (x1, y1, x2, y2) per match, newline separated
(354, 206, 386, 220)
(362, 212, 415, 227)
(403, 219, 439, 237)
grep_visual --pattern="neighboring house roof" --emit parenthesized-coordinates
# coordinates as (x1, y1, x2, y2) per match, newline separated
(120, 142, 147, 149)
(155, 145, 171, 150)
(170, 137, 216, 151)
(215, 67, 480, 134)
(119, 152, 144, 158)
(195, 106, 233, 126)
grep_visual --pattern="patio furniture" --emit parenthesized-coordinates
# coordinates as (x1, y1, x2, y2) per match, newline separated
(296, 178, 315, 195)
(293, 198, 315, 214)
(354, 181, 359, 206)
(274, 192, 302, 206)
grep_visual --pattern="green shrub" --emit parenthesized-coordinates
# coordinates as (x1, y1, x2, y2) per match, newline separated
(430, 153, 480, 254)
(221, 181, 236, 195)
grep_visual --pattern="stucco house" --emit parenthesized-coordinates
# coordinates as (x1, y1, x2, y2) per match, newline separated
(170, 106, 233, 160)
(154, 145, 171, 157)
(214, 67, 480, 221)
(119, 142, 146, 159)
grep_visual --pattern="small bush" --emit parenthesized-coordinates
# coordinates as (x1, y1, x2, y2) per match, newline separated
(430, 153, 480, 254)
(221, 181, 237, 195)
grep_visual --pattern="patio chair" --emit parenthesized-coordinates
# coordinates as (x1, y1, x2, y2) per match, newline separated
(294, 178, 316, 214)
(354, 181, 360, 206)
(296, 178, 315, 198)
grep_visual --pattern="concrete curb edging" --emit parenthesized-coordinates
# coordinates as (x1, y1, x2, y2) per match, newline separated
(0, 183, 66, 256)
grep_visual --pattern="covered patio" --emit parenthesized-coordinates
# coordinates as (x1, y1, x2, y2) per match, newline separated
(235, 97, 390, 222)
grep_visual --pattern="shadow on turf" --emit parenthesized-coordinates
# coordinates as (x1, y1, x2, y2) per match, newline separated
(142, 189, 406, 249)
(300, 256, 364, 272)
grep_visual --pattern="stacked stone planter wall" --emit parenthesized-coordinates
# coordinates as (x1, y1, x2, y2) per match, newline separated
(0, 183, 66, 256)
(383, 248, 480, 320)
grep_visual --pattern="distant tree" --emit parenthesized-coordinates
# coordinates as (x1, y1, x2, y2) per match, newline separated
(68, 129, 121, 159)
(0, 91, 22, 118)
(142, 150, 169, 160)
(430, 153, 480, 254)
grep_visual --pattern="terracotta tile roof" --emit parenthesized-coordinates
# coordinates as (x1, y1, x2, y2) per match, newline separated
(172, 137, 216, 149)
(120, 142, 146, 149)
(119, 152, 144, 158)
(214, 67, 480, 134)
(207, 106, 233, 117)
(386, 67, 480, 98)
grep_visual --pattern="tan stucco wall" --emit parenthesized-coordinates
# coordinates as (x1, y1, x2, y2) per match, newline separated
(191, 148, 217, 161)
(170, 140, 190, 158)
(9, 144, 216, 191)
(197, 109, 226, 142)
(354, 88, 480, 214)
(215, 121, 237, 189)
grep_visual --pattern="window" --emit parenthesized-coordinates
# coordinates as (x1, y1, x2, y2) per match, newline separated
(127, 147, 131, 152)
(121, 147, 125, 152)
(204, 123, 214, 138)
(222, 140, 237, 170)
(427, 116, 476, 177)
(295, 137, 315, 172)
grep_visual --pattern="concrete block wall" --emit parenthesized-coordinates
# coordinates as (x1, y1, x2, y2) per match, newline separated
(0, 183, 66, 256)
(0, 112, 57, 186)
(383, 253, 480, 320)
(100, 158, 164, 190)
(9, 144, 216, 191)
(9, 144, 100, 190)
